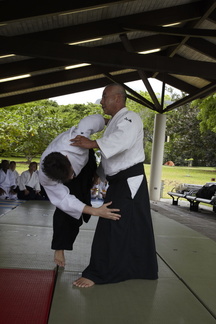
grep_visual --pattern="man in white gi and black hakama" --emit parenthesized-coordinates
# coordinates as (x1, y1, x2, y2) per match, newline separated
(0, 160, 17, 200)
(39, 114, 120, 268)
(71, 84, 158, 287)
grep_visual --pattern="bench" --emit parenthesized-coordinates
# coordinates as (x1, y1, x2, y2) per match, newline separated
(167, 184, 202, 205)
(168, 183, 216, 213)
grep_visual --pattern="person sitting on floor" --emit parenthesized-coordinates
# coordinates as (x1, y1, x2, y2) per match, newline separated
(98, 179, 109, 200)
(9, 161, 20, 188)
(91, 180, 99, 199)
(17, 162, 44, 200)
(0, 160, 17, 200)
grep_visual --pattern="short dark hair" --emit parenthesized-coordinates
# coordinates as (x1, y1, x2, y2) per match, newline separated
(29, 161, 37, 169)
(1, 160, 9, 170)
(42, 152, 72, 183)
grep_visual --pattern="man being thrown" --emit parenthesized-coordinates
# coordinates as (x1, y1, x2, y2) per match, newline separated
(71, 84, 158, 288)
(39, 114, 120, 268)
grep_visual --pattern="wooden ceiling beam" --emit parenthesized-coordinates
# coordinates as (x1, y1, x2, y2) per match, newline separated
(7, 2, 203, 45)
(0, 65, 100, 94)
(0, 70, 141, 108)
(168, 0, 216, 58)
(209, 9, 216, 22)
(102, 71, 156, 110)
(152, 0, 216, 79)
(0, 34, 181, 79)
(0, 61, 201, 104)
(155, 73, 199, 94)
(186, 38, 216, 60)
(0, 0, 129, 22)
(124, 24, 216, 38)
(126, 94, 159, 113)
(119, 33, 161, 111)
(1, 35, 215, 79)
(0, 58, 67, 79)
(164, 82, 216, 111)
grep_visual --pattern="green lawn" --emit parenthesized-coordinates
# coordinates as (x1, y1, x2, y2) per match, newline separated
(144, 164, 216, 199)
(1, 156, 215, 199)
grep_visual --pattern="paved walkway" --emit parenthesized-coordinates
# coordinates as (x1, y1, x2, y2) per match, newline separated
(151, 198, 216, 242)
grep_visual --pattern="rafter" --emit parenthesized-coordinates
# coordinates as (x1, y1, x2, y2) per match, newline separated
(164, 83, 216, 112)
(1, 35, 215, 79)
(124, 24, 216, 38)
(2, 2, 203, 45)
(168, 0, 216, 58)
(0, 70, 141, 108)
(102, 71, 156, 110)
(0, 0, 131, 22)
(0, 0, 215, 111)
(186, 38, 216, 60)
(119, 33, 161, 112)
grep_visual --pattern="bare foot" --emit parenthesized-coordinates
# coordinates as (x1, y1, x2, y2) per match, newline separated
(73, 277, 95, 288)
(54, 250, 65, 267)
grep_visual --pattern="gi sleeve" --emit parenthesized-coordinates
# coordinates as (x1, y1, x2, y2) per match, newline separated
(34, 173, 41, 191)
(8, 170, 17, 189)
(76, 114, 105, 137)
(41, 178, 86, 219)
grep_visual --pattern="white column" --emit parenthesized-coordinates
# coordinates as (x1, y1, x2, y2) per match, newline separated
(149, 114, 166, 201)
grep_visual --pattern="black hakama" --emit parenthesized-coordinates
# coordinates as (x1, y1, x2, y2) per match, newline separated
(51, 149, 97, 251)
(82, 163, 158, 284)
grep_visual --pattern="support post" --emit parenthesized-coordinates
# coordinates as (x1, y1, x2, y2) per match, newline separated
(149, 114, 166, 201)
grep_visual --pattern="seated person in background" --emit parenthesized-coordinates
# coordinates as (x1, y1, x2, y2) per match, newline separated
(98, 179, 109, 200)
(9, 161, 20, 188)
(0, 160, 17, 200)
(91, 178, 109, 200)
(91, 180, 99, 199)
(35, 163, 49, 200)
(17, 162, 44, 200)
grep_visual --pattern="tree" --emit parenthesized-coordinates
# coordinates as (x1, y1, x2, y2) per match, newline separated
(0, 100, 104, 161)
(57, 102, 103, 129)
(0, 100, 66, 161)
(127, 91, 156, 163)
(192, 95, 216, 133)
(165, 102, 216, 166)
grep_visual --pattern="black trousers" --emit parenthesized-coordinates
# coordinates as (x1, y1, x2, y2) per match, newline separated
(82, 163, 158, 283)
(51, 149, 97, 250)
(17, 185, 45, 200)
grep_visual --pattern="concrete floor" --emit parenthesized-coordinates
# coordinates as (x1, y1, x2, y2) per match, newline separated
(0, 199, 216, 324)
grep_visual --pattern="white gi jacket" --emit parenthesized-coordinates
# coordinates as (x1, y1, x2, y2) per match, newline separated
(96, 108, 145, 198)
(19, 170, 41, 191)
(11, 170, 20, 186)
(0, 169, 17, 199)
(39, 114, 105, 219)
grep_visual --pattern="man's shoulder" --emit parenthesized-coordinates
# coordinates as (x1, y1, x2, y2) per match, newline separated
(21, 170, 29, 176)
(125, 109, 139, 116)
(124, 109, 142, 123)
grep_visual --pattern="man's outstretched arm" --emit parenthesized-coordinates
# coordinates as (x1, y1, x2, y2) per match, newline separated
(83, 202, 121, 221)
(70, 135, 99, 149)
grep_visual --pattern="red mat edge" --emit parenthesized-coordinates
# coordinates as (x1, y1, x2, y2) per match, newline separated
(0, 268, 57, 324)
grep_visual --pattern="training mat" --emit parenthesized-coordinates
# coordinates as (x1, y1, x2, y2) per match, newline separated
(48, 271, 216, 324)
(0, 199, 26, 217)
(0, 268, 56, 324)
